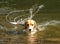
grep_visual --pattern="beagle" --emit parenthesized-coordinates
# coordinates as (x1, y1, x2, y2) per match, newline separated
(24, 19, 37, 34)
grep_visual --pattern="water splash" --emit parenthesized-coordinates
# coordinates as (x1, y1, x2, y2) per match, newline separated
(6, 4, 44, 25)
(6, 10, 25, 21)
(28, 5, 44, 19)
(38, 20, 60, 31)
(5, 4, 45, 33)
(33, 5, 44, 15)
(5, 4, 60, 33)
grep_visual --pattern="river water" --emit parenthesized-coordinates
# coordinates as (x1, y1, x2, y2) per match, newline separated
(0, 0, 60, 44)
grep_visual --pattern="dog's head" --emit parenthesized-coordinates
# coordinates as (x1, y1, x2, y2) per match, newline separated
(25, 20, 37, 32)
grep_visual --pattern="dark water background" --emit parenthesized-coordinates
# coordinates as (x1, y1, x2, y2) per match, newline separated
(0, 0, 60, 44)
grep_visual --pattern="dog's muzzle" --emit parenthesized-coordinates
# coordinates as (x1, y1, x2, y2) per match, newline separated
(29, 29, 31, 32)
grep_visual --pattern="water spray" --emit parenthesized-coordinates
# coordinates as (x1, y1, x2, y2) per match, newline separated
(38, 20, 60, 31)
(6, 4, 44, 25)
(6, 10, 25, 24)
(28, 4, 44, 19)
(33, 5, 44, 15)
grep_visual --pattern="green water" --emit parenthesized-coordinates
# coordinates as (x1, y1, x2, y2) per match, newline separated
(0, 0, 60, 44)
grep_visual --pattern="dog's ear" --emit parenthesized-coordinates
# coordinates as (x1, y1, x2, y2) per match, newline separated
(34, 21, 37, 29)
(24, 21, 28, 29)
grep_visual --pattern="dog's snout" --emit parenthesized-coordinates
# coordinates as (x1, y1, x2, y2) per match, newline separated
(29, 29, 31, 31)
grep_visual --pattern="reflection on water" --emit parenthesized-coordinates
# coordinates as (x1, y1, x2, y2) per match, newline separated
(28, 34, 37, 44)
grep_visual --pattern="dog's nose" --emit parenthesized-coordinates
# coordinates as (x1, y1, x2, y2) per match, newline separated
(29, 29, 31, 31)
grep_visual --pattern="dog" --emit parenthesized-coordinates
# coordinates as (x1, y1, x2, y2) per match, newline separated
(16, 19, 37, 34)
(24, 19, 37, 34)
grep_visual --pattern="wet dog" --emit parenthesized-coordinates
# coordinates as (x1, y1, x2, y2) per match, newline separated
(24, 19, 37, 34)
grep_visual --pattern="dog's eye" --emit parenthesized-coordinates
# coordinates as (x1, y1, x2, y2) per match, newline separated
(27, 24, 29, 26)
(31, 24, 33, 26)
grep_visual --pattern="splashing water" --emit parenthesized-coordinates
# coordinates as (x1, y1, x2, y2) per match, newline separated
(33, 5, 44, 15)
(5, 4, 60, 32)
(6, 9, 25, 22)
(6, 4, 44, 25)
(38, 20, 60, 31)
(28, 5, 44, 19)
